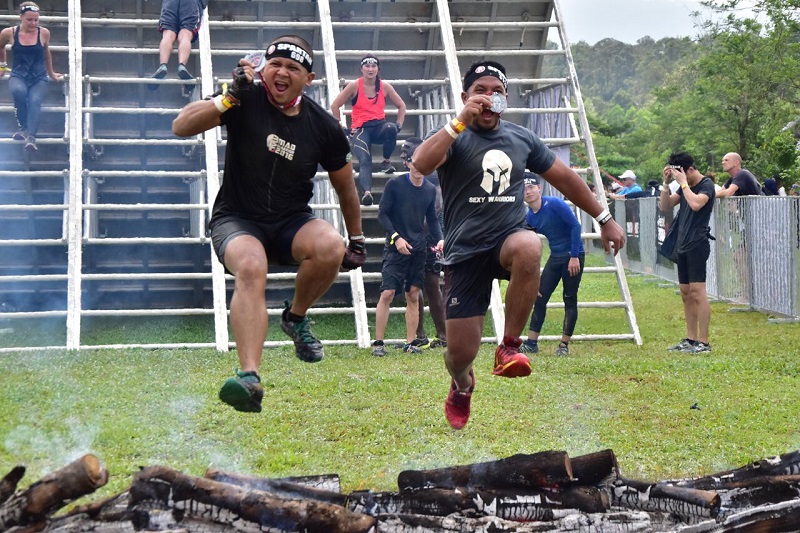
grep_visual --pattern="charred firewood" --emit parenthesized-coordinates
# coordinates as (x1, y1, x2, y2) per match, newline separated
(130, 465, 375, 533)
(350, 485, 607, 520)
(204, 469, 349, 507)
(676, 449, 800, 490)
(58, 491, 131, 522)
(0, 454, 108, 531)
(374, 510, 653, 532)
(0, 466, 26, 505)
(714, 498, 800, 532)
(568, 449, 619, 486)
(608, 476, 720, 520)
(397, 451, 573, 492)
(275, 474, 341, 493)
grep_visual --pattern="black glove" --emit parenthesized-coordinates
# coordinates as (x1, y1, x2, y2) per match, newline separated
(226, 66, 250, 101)
(342, 238, 366, 271)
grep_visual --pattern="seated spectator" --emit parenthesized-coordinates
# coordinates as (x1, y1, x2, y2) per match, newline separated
(149, 0, 207, 90)
(644, 179, 661, 196)
(330, 54, 407, 206)
(609, 170, 642, 200)
(0, 1, 64, 152)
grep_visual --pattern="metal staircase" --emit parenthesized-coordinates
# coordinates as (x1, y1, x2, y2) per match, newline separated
(0, 0, 640, 352)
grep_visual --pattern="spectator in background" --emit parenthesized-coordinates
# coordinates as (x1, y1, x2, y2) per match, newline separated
(330, 54, 407, 206)
(0, 1, 64, 152)
(371, 137, 442, 356)
(660, 152, 715, 354)
(520, 173, 585, 357)
(717, 152, 763, 197)
(763, 174, 786, 196)
(644, 179, 661, 197)
(149, 0, 207, 90)
(412, 139, 447, 350)
(609, 170, 642, 200)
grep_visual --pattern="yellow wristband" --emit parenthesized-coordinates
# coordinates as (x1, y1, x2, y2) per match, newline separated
(450, 118, 466, 133)
(680, 183, 688, 189)
(390, 232, 399, 245)
(213, 94, 235, 113)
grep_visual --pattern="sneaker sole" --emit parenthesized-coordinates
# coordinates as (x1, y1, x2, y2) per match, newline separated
(492, 360, 532, 378)
(218, 379, 262, 413)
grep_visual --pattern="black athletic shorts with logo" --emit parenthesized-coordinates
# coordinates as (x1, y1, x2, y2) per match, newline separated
(443, 231, 520, 320)
(210, 211, 316, 272)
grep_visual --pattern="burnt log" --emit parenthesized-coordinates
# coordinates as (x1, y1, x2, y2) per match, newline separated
(569, 449, 619, 486)
(397, 451, 573, 492)
(0, 454, 108, 531)
(375, 510, 653, 532)
(204, 468, 350, 507)
(350, 485, 607, 520)
(678, 449, 800, 491)
(609, 476, 720, 520)
(130, 465, 375, 533)
(715, 498, 800, 532)
(0, 466, 26, 505)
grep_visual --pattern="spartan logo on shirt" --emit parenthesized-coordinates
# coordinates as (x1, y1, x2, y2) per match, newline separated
(466, 149, 515, 204)
(266, 134, 296, 161)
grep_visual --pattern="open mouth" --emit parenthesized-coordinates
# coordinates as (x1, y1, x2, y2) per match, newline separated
(274, 81, 289, 94)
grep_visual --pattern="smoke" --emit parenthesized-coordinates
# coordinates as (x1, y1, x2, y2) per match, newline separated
(4, 416, 100, 476)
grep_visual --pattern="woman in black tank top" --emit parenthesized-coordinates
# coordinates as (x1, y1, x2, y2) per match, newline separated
(0, 2, 63, 152)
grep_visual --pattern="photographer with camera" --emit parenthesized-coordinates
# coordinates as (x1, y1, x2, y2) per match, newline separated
(659, 152, 715, 354)
(173, 35, 365, 413)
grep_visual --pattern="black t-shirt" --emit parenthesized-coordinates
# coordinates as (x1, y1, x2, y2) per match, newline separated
(726, 169, 762, 196)
(212, 87, 351, 224)
(377, 173, 442, 251)
(676, 177, 716, 252)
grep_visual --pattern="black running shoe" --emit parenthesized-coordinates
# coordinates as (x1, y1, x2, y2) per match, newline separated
(280, 301, 324, 362)
(218, 369, 263, 413)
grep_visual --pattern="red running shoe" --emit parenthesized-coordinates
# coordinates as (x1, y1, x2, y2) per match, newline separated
(492, 343, 531, 378)
(444, 369, 475, 430)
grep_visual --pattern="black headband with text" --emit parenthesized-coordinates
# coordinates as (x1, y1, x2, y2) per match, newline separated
(265, 41, 313, 72)
(463, 62, 508, 92)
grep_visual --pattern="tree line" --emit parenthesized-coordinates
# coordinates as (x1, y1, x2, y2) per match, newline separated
(544, 0, 800, 189)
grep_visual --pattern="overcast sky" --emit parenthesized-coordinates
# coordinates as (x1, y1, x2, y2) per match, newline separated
(555, 0, 726, 45)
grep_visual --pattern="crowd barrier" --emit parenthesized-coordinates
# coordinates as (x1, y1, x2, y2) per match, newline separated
(590, 196, 800, 320)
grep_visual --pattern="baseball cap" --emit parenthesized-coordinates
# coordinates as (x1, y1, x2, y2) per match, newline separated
(523, 172, 540, 186)
(620, 169, 637, 180)
(610, 182, 623, 191)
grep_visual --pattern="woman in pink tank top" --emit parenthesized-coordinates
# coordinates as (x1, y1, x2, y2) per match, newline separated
(331, 54, 407, 205)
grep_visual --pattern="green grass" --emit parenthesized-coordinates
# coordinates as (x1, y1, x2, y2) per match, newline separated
(1, 265, 799, 504)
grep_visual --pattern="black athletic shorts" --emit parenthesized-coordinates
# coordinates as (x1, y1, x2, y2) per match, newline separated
(677, 240, 710, 284)
(380, 248, 426, 294)
(210, 211, 316, 271)
(443, 233, 517, 320)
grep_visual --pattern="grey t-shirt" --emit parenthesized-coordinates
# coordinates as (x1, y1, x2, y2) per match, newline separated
(426, 121, 556, 264)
